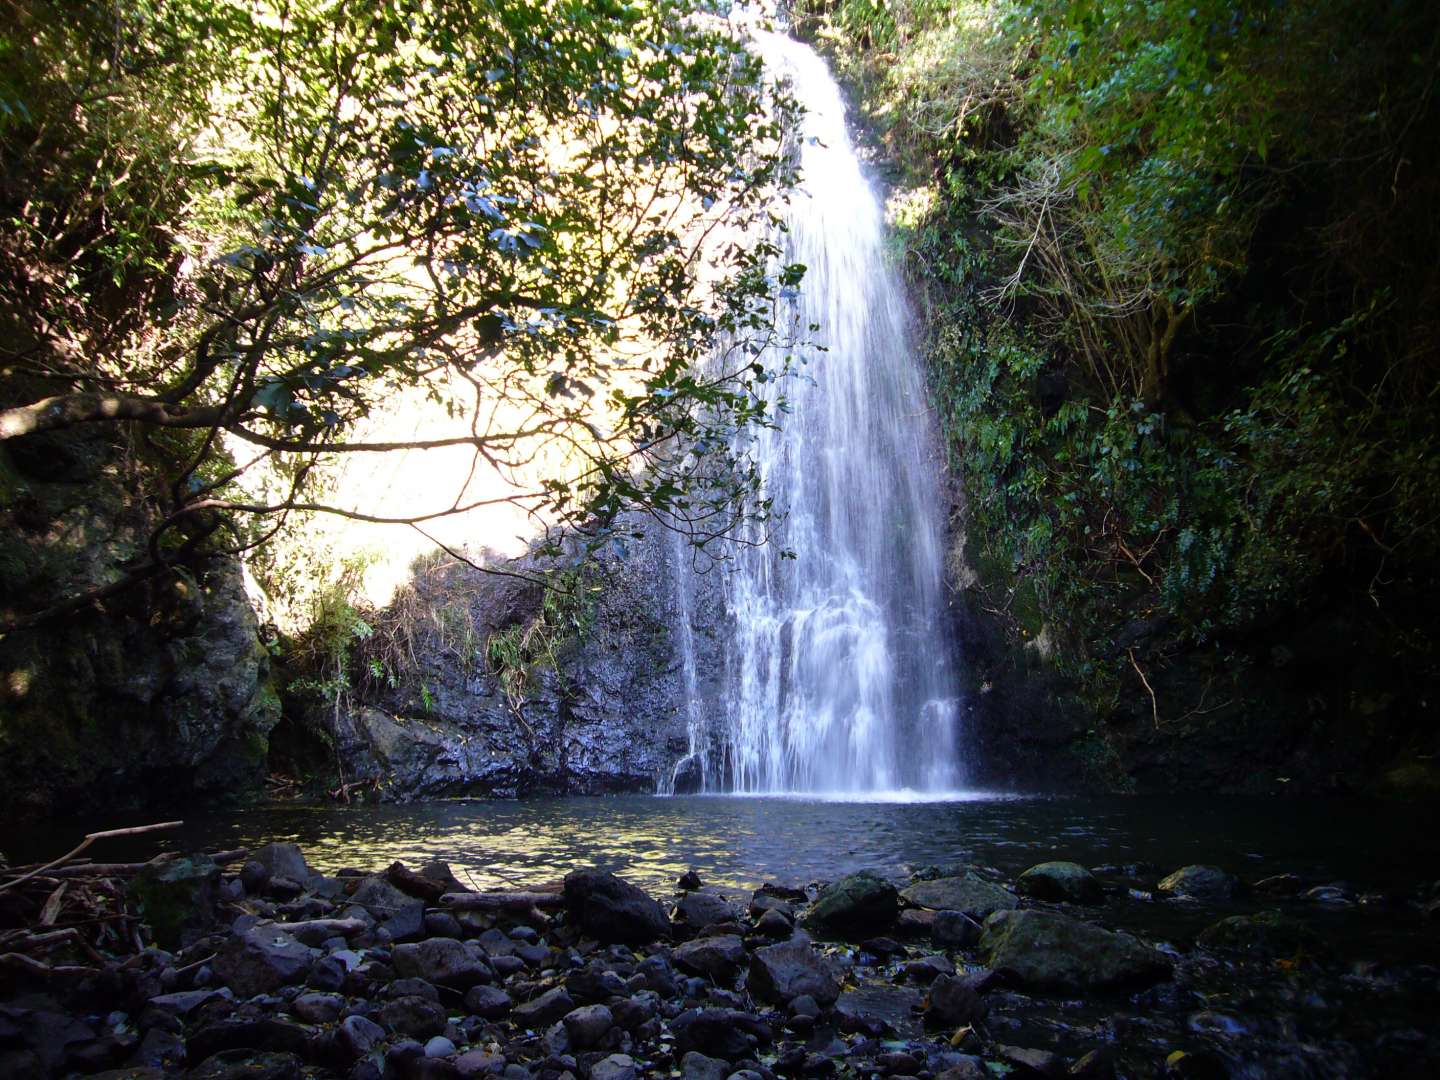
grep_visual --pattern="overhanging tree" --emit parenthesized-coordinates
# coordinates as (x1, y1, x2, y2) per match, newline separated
(0, 0, 804, 630)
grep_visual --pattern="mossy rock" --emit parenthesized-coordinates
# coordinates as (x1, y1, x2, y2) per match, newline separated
(128, 854, 220, 949)
(1016, 861, 1104, 904)
(1196, 910, 1323, 956)
(901, 874, 1017, 920)
(804, 871, 899, 935)
(981, 908, 1171, 993)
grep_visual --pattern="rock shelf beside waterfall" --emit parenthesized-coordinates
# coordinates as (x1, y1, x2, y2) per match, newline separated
(2, 845, 1438, 1078)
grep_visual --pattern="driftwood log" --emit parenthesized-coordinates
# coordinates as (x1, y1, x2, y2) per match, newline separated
(439, 889, 565, 925)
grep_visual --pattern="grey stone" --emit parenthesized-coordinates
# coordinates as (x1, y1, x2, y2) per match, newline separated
(189, 1050, 302, 1080)
(676, 892, 741, 929)
(464, 985, 513, 1019)
(673, 934, 747, 983)
(591, 1053, 639, 1080)
(292, 991, 345, 1023)
(212, 926, 317, 997)
(380, 995, 449, 1039)
(426, 1036, 458, 1058)
(335, 1014, 386, 1061)
(924, 974, 987, 1029)
(834, 985, 921, 1037)
(754, 909, 791, 938)
(682, 1052, 730, 1080)
(252, 843, 311, 884)
(748, 939, 840, 1006)
(455, 1050, 506, 1077)
(350, 876, 426, 941)
(562, 1004, 614, 1049)
(513, 987, 575, 1029)
(392, 938, 492, 988)
(933, 910, 982, 947)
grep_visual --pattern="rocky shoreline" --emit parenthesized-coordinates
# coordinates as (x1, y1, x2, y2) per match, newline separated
(1, 842, 1437, 1079)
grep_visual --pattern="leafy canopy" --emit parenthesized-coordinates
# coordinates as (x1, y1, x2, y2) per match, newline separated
(0, 0, 803, 626)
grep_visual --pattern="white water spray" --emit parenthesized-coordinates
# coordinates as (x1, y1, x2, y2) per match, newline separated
(672, 28, 966, 796)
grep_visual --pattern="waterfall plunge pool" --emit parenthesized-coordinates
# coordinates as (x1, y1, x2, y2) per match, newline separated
(19, 792, 1440, 963)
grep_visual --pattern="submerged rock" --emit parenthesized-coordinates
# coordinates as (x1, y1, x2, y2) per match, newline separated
(1197, 911, 1323, 955)
(980, 909, 1171, 992)
(805, 871, 899, 934)
(1015, 861, 1104, 905)
(1156, 865, 1237, 902)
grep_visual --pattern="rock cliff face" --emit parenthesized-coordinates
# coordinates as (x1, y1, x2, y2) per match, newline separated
(0, 433, 280, 823)
(276, 535, 695, 801)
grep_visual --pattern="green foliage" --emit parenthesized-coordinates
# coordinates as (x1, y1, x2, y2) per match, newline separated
(801, 0, 1440, 709)
(0, 0, 806, 630)
(485, 566, 598, 715)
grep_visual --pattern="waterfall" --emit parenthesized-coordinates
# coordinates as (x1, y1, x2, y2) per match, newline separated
(670, 26, 965, 796)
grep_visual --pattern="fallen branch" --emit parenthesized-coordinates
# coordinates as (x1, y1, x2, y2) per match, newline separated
(386, 861, 447, 902)
(0, 821, 182, 894)
(440, 889, 565, 925)
(0, 952, 97, 978)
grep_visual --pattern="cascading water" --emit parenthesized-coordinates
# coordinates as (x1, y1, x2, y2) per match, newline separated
(677, 26, 966, 796)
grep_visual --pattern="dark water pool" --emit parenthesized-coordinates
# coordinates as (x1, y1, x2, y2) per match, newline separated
(17, 792, 1438, 903)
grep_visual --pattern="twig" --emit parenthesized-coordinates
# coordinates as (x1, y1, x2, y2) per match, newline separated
(0, 821, 182, 895)
(1129, 648, 1159, 729)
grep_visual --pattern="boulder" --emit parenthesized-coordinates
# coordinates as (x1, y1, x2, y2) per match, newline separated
(1156, 866, 1236, 902)
(994, 1044, 1066, 1078)
(250, 843, 311, 884)
(379, 995, 448, 1039)
(804, 871, 899, 934)
(748, 939, 840, 1006)
(834, 985, 921, 1037)
(755, 908, 792, 937)
(392, 938, 492, 988)
(981, 910, 1171, 992)
(1015, 862, 1104, 905)
(924, 974, 987, 1029)
(673, 1008, 766, 1060)
(464, 985, 513, 1019)
(900, 875, 1017, 921)
(932, 910, 982, 947)
(673, 934, 747, 983)
(127, 854, 220, 949)
(562, 1004, 614, 1049)
(513, 987, 576, 1029)
(455, 1050, 506, 1077)
(677, 892, 741, 929)
(563, 869, 670, 944)
(349, 876, 426, 941)
(682, 1051, 731, 1080)
(592, 1053, 640, 1080)
(189, 1050, 303, 1080)
(212, 926, 317, 997)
